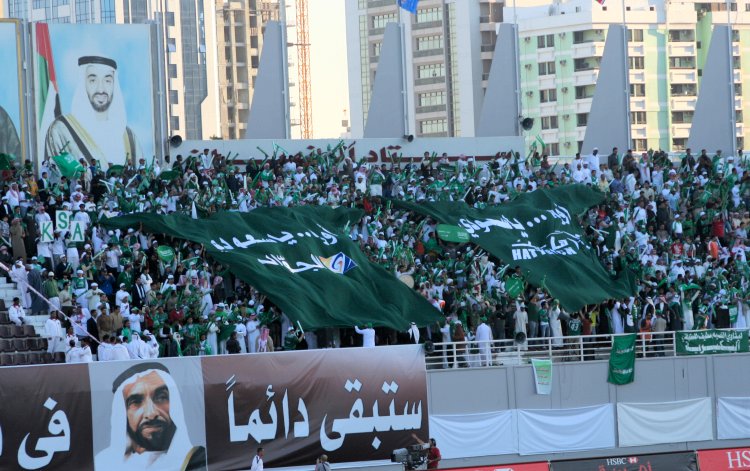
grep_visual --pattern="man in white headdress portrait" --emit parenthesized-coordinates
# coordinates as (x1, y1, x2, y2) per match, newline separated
(44, 55, 142, 169)
(94, 362, 206, 470)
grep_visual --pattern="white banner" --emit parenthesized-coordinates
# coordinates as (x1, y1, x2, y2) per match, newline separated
(517, 404, 615, 455)
(717, 397, 750, 439)
(429, 410, 517, 459)
(56, 210, 72, 232)
(40, 221, 54, 243)
(531, 358, 552, 395)
(69, 221, 85, 242)
(617, 397, 713, 447)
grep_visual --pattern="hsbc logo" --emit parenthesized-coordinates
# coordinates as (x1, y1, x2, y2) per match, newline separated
(605, 457, 639, 465)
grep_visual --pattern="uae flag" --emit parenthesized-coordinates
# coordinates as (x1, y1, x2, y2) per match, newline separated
(35, 23, 61, 155)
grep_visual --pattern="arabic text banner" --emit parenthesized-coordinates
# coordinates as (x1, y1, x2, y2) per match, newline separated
(0, 364, 93, 470)
(0, 345, 428, 471)
(202, 344, 428, 468)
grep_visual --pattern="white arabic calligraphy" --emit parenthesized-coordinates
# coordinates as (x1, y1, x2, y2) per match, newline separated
(210, 225, 339, 252)
(17, 397, 71, 470)
(228, 384, 311, 444)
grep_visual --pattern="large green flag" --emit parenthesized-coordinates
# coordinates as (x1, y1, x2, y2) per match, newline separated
(395, 185, 637, 312)
(104, 207, 441, 330)
(608, 333, 636, 385)
(53, 152, 83, 179)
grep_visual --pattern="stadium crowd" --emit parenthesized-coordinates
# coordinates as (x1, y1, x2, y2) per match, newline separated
(1, 144, 748, 364)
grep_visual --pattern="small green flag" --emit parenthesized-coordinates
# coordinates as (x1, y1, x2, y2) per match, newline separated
(156, 245, 175, 263)
(53, 152, 83, 179)
(159, 170, 179, 182)
(608, 333, 637, 385)
(436, 224, 471, 243)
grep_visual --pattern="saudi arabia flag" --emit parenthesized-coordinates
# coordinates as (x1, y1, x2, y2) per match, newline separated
(35, 23, 61, 157)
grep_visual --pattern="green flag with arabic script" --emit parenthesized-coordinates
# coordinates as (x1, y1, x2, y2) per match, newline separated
(394, 185, 637, 312)
(104, 207, 441, 330)
(608, 333, 637, 385)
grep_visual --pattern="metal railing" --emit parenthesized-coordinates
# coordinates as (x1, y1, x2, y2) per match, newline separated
(424, 329, 748, 369)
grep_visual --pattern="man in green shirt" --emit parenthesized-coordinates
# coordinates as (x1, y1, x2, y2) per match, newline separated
(42, 271, 61, 313)
(283, 326, 303, 351)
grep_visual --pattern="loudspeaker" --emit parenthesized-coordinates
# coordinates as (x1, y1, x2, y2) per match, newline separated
(423, 340, 435, 355)
(520, 118, 534, 131)
(169, 135, 183, 147)
(514, 331, 527, 343)
(403, 134, 414, 143)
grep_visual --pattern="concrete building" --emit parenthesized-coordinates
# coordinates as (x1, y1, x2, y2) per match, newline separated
(3, 0, 221, 141)
(345, 0, 505, 139)
(215, 0, 280, 140)
(508, 0, 748, 156)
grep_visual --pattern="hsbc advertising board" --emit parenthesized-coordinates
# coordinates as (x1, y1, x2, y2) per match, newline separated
(698, 448, 750, 471)
(442, 464, 549, 471)
(550, 452, 697, 471)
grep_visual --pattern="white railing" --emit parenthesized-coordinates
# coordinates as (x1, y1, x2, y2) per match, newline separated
(424, 329, 748, 369)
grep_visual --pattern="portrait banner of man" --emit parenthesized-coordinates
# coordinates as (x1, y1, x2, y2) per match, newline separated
(34, 23, 156, 170)
(0, 21, 24, 162)
(89, 359, 207, 471)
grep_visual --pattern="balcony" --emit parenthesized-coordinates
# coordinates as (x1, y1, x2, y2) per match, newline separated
(415, 76, 446, 86)
(630, 99, 647, 110)
(369, 27, 385, 36)
(414, 20, 442, 30)
(669, 70, 697, 82)
(414, 48, 444, 58)
(367, 0, 394, 8)
(481, 43, 495, 53)
(573, 71, 598, 86)
(628, 44, 645, 55)
(415, 104, 447, 114)
(668, 43, 696, 56)
(671, 124, 691, 137)
(575, 98, 593, 113)
(572, 42, 604, 59)
(671, 96, 697, 110)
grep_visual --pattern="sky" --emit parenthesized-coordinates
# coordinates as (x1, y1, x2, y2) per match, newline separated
(307, 0, 349, 139)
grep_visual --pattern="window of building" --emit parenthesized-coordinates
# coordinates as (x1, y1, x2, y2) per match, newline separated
(417, 63, 445, 78)
(539, 89, 557, 103)
(734, 55, 741, 69)
(541, 115, 558, 130)
(575, 85, 594, 99)
(169, 90, 179, 104)
(418, 91, 446, 107)
(630, 83, 646, 97)
(417, 35, 443, 51)
(668, 29, 695, 42)
(669, 56, 695, 69)
(628, 29, 644, 42)
(735, 83, 743, 95)
(574, 58, 596, 71)
(576, 113, 588, 127)
(631, 111, 647, 124)
(170, 116, 180, 131)
(537, 34, 555, 48)
(632, 139, 648, 151)
(547, 143, 560, 156)
(670, 83, 696, 95)
(416, 7, 442, 23)
(371, 13, 396, 29)
(166, 11, 175, 26)
(629, 56, 645, 69)
(168, 64, 177, 78)
(538, 61, 556, 76)
(733, 29, 740, 42)
(672, 138, 687, 150)
(573, 30, 586, 44)
(737, 110, 744, 123)
(101, 0, 116, 22)
(672, 111, 694, 123)
(420, 119, 448, 134)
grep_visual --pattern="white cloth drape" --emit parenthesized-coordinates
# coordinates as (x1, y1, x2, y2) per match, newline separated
(717, 397, 750, 439)
(517, 404, 615, 455)
(429, 410, 516, 458)
(617, 397, 713, 447)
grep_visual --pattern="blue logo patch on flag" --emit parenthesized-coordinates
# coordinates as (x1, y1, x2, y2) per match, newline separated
(398, 0, 419, 14)
(319, 253, 357, 274)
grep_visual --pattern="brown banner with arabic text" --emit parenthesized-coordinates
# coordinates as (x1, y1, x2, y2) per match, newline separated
(0, 363, 93, 470)
(201, 345, 429, 469)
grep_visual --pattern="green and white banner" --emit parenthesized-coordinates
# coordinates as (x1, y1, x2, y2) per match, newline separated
(676, 329, 749, 355)
(531, 358, 552, 395)
(608, 334, 636, 385)
(395, 186, 638, 312)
